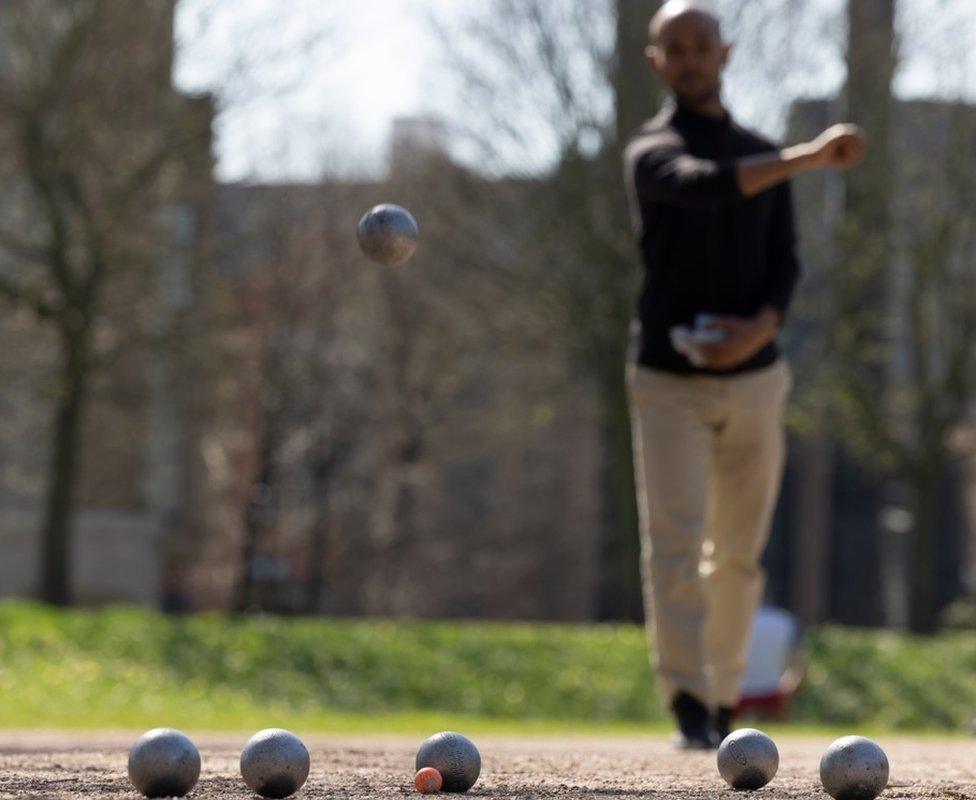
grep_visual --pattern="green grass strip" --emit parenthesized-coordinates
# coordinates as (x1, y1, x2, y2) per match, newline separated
(0, 602, 972, 733)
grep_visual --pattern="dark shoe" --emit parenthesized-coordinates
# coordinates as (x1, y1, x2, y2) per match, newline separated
(713, 706, 734, 743)
(671, 691, 714, 750)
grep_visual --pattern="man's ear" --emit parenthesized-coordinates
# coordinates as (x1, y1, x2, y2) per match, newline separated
(645, 44, 661, 73)
(721, 41, 733, 67)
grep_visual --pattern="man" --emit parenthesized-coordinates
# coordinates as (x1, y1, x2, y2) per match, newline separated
(623, 1, 865, 749)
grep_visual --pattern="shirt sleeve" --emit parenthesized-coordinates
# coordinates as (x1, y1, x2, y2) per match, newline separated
(628, 131, 743, 209)
(764, 181, 802, 317)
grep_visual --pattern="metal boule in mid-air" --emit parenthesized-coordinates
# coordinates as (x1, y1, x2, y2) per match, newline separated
(415, 731, 481, 793)
(820, 735, 889, 800)
(127, 728, 201, 798)
(357, 203, 419, 266)
(717, 727, 779, 791)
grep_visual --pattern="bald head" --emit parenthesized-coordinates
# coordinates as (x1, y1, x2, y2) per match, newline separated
(645, 1, 728, 109)
(650, 1, 722, 45)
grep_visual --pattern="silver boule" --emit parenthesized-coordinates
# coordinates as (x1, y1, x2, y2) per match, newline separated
(717, 728, 779, 791)
(240, 728, 310, 799)
(357, 204, 419, 266)
(820, 736, 889, 800)
(127, 728, 201, 798)
(415, 731, 481, 793)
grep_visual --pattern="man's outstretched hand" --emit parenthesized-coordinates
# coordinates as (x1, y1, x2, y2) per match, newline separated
(807, 124, 867, 171)
(736, 123, 868, 197)
(700, 308, 781, 371)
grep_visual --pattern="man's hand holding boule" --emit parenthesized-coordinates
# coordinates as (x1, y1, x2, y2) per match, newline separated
(700, 307, 781, 371)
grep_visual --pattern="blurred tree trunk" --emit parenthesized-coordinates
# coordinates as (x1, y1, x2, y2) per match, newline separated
(843, 0, 896, 305)
(841, 0, 901, 623)
(39, 328, 92, 605)
(594, 354, 642, 620)
(237, 433, 273, 613)
(791, 431, 834, 623)
(305, 440, 353, 614)
(591, 0, 662, 621)
(841, 0, 896, 379)
(908, 457, 942, 632)
(614, 0, 660, 145)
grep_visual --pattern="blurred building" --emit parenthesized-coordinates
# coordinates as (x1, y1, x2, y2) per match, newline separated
(0, 52, 606, 619)
(212, 119, 604, 620)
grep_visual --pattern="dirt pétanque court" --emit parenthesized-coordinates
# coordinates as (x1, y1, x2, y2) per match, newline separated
(1, 732, 974, 799)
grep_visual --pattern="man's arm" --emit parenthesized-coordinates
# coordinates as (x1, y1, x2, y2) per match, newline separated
(736, 124, 866, 197)
(698, 129, 864, 370)
(630, 123, 867, 209)
(630, 132, 741, 209)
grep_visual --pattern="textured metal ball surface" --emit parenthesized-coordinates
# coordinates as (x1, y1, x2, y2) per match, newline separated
(717, 728, 779, 791)
(127, 728, 201, 798)
(820, 736, 889, 800)
(415, 731, 481, 793)
(357, 204, 419, 266)
(240, 728, 311, 799)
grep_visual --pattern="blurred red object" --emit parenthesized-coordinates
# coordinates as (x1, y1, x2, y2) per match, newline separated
(735, 689, 792, 722)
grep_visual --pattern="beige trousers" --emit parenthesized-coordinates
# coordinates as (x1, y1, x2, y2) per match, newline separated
(627, 359, 792, 709)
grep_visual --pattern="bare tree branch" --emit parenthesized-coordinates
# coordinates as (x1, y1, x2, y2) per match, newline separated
(0, 271, 59, 320)
(0, 228, 50, 265)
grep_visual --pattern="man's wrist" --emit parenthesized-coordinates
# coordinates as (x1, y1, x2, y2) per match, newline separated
(753, 307, 781, 343)
(781, 143, 820, 173)
(759, 306, 781, 328)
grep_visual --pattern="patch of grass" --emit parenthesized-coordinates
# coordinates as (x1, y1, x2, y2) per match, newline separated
(0, 602, 973, 733)
(792, 626, 976, 731)
(0, 601, 662, 732)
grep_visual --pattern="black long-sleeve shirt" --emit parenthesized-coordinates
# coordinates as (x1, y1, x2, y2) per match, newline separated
(623, 101, 801, 375)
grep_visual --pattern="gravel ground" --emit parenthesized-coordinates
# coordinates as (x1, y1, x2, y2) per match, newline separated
(1, 732, 974, 799)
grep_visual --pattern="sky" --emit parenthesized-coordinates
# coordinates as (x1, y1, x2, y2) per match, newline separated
(174, 0, 976, 184)
(175, 0, 462, 181)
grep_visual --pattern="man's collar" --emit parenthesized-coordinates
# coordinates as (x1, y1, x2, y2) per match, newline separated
(672, 97, 732, 128)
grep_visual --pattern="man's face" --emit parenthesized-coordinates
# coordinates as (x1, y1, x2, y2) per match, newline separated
(647, 12, 729, 105)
